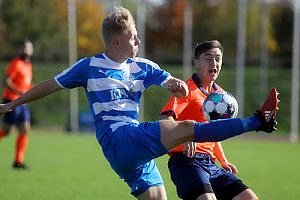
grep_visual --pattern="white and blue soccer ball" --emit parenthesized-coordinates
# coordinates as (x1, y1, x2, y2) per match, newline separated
(203, 91, 238, 121)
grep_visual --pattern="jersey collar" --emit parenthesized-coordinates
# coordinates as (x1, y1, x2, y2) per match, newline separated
(191, 73, 219, 96)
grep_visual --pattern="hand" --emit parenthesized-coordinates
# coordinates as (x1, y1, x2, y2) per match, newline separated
(183, 142, 196, 158)
(221, 161, 238, 174)
(0, 103, 13, 115)
(167, 82, 188, 98)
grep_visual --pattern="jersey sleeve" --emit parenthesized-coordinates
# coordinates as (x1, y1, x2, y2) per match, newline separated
(138, 59, 171, 89)
(160, 95, 190, 120)
(54, 58, 88, 89)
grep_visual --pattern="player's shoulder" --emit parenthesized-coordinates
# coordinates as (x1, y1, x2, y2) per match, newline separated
(129, 57, 160, 69)
(71, 55, 97, 68)
(7, 57, 26, 70)
(186, 78, 199, 90)
(9, 57, 24, 65)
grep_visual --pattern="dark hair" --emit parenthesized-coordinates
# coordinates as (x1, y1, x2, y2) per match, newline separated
(16, 38, 30, 52)
(16, 38, 31, 48)
(194, 40, 223, 59)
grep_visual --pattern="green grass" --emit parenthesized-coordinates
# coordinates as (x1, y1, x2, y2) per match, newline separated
(0, 129, 300, 200)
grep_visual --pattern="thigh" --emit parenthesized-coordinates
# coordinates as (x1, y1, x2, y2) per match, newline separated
(168, 153, 214, 199)
(14, 105, 31, 132)
(121, 160, 164, 198)
(15, 104, 31, 123)
(98, 122, 166, 197)
(103, 122, 168, 169)
(213, 178, 249, 200)
(210, 166, 241, 191)
(2, 99, 15, 125)
(3, 107, 17, 125)
(160, 119, 195, 150)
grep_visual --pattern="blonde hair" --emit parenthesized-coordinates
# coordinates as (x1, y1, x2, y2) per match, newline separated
(101, 6, 135, 45)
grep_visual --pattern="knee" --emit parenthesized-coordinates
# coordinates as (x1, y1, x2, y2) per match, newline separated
(177, 120, 195, 129)
(160, 119, 196, 150)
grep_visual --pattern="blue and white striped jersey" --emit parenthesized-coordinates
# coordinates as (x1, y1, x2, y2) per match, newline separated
(55, 53, 171, 134)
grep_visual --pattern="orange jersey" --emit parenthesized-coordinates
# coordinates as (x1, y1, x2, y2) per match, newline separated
(2, 57, 32, 100)
(161, 74, 223, 160)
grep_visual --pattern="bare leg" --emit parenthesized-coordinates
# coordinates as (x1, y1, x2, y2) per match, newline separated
(160, 119, 195, 150)
(196, 193, 217, 200)
(233, 189, 259, 200)
(137, 185, 167, 200)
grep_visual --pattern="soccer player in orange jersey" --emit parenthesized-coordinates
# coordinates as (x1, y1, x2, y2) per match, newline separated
(0, 39, 33, 169)
(161, 40, 259, 200)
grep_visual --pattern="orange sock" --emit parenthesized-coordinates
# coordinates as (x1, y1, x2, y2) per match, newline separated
(0, 129, 5, 139)
(15, 133, 28, 163)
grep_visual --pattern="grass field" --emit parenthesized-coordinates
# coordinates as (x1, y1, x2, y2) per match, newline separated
(0, 129, 300, 200)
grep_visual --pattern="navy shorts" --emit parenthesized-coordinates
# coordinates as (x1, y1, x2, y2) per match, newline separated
(168, 153, 248, 199)
(2, 99, 31, 124)
(96, 121, 168, 197)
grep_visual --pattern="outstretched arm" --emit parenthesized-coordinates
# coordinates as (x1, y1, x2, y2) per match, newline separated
(162, 76, 189, 98)
(0, 79, 63, 114)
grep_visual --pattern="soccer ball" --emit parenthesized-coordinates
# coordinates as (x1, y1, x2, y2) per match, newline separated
(203, 91, 238, 121)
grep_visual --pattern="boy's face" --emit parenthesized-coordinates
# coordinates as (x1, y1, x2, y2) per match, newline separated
(117, 25, 140, 60)
(194, 48, 223, 84)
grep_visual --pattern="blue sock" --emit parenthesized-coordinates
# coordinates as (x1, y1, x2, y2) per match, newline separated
(194, 116, 261, 142)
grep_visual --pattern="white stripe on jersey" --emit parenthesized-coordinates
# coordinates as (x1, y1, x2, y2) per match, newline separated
(101, 115, 139, 123)
(54, 77, 64, 88)
(101, 116, 139, 132)
(92, 99, 139, 115)
(87, 78, 145, 92)
(55, 53, 170, 132)
(90, 56, 116, 68)
(110, 122, 129, 132)
(160, 75, 172, 87)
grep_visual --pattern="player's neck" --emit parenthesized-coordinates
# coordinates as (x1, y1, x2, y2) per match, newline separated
(199, 79, 214, 93)
(192, 74, 215, 94)
(19, 55, 31, 63)
(105, 49, 126, 63)
(201, 83, 214, 93)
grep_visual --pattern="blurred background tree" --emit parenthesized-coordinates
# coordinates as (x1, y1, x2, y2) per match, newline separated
(77, 0, 104, 58)
(0, 0, 294, 67)
(0, 0, 68, 61)
(145, 0, 293, 67)
(0, 0, 296, 133)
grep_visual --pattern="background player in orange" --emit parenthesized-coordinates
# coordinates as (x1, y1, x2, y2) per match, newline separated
(161, 40, 259, 200)
(0, 39, 34, 169)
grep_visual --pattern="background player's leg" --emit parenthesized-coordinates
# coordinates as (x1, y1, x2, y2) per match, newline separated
(14, 114, 30, 168)
(0, 123, 12, 139)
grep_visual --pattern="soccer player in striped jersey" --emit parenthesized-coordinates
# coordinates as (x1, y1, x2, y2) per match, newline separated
(161, 40, 258, 200)
(0, 7, 278, 199)
(0, 39, 33, 169)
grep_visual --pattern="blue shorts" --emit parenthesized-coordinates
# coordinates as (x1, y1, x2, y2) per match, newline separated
(96, 121, 168, 197)
(168, 153, 244, 199)
(2, 99, 31, 124)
